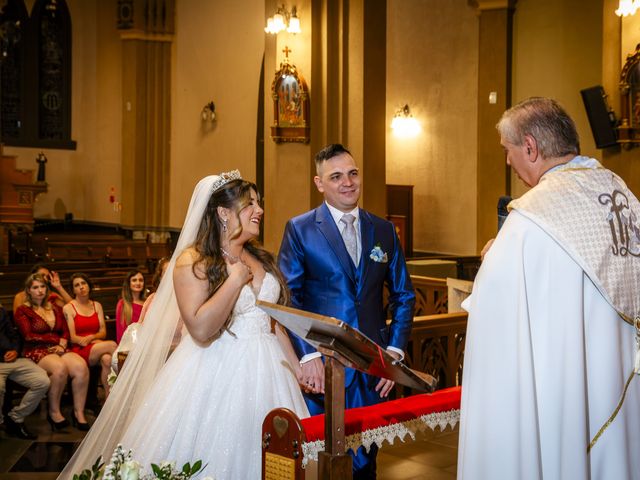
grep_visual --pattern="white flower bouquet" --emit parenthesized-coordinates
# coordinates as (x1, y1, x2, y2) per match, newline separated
(72, 445, 210, 480)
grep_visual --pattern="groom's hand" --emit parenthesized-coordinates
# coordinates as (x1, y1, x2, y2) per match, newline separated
(301, 357, 324, 394)
(375, 349, 401, 398)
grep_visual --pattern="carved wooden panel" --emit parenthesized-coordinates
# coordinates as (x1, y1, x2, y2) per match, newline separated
(394, 311, 467, 397)
(384, 275, 448, 319)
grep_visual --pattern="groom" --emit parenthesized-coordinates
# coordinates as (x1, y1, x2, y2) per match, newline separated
(278, 144, 415, 478)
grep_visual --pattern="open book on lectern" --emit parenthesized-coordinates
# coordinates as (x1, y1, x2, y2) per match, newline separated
(257, 300, 437, 393)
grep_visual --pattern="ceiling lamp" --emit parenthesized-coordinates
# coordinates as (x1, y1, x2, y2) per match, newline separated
(616, 0, 640, 16)
(265, 5, 301, 35)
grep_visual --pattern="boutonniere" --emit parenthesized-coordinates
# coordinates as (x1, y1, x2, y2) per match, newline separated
(369, 243, 388, 263)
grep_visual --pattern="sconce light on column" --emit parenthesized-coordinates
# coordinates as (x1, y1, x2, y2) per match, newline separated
(616, 0, 640, 16)
(265, 5, 301, 34)
(391, 104, 420, 138)
(201, 102, 216, 122)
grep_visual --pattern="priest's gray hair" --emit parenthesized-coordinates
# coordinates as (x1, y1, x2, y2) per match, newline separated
(497, 97, 580, 159)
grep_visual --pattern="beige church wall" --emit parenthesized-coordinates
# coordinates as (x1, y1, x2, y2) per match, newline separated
(386, 0, 479, 255)
(510, 0, 603, 198)
(262, 0, 312, 252)
(169, 0, 266, 230)
(5, 0, 122, 224)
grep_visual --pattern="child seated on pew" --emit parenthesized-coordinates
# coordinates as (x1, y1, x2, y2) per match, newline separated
(12, 264, 73, 313)
(62, 273, 117, 402)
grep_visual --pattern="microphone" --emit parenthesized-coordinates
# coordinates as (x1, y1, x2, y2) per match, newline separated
(497, 196, 512, 231)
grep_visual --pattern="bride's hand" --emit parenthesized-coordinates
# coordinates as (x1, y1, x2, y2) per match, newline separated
(226, 260, 253, 286)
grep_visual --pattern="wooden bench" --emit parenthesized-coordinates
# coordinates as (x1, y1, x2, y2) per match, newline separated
(45, 241, 110, 263)
(43, 239, 171, 270)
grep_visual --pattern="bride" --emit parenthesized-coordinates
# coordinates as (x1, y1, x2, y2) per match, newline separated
(59, 171, 309, 479)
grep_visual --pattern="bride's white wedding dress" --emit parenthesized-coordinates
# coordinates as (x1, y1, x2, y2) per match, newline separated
(118, 272, 309, 479)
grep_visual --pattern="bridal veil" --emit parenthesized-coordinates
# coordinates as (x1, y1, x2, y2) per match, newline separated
(58, 174, 227, 478)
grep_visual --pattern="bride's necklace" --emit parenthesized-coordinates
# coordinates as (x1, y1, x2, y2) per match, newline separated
(221, 247, 244, 263)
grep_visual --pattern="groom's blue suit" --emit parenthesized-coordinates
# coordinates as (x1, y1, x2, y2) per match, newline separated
(278, 202, 415, 475)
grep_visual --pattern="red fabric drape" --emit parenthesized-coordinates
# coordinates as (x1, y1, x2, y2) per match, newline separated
(301, 386, 461, 442)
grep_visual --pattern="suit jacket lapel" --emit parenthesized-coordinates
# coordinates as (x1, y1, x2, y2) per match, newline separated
(315, 204, 356, 284)
(358, 209, 375, 288)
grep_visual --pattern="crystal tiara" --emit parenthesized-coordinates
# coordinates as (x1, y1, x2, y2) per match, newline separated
(211, 169, 242, 192)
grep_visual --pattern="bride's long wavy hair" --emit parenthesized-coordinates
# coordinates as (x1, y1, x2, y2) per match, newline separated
(192, 179, 290, 307)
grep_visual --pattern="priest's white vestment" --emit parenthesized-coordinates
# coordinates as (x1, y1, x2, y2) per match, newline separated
(458, 162, 640, 479)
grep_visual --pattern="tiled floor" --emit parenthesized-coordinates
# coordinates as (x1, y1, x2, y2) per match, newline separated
(0, 407, 458, 479)
(377, 427, 458, 480)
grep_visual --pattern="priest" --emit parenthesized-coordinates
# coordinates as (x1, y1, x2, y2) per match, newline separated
(458, 97, 640, 479)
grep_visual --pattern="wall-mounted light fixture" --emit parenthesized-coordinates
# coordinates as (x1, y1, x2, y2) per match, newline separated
(265, 5, 301, 34)
(616, 0, 639, 16)
(201, 101, 216, 122)
(391, 104, 420, 138)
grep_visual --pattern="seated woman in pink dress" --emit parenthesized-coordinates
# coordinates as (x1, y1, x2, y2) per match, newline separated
(63, 273, 117, 401)
(115, 270, 147, 343)
(14, 273, 90, 431)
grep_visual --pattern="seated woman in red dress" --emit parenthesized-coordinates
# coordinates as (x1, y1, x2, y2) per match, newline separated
(14, 273, 90, 431)
(12, 263, 73, 313)
(115, 270, 147, 343)
(63, 273, 117, 400)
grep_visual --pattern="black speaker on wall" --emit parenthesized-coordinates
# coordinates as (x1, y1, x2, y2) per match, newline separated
(580, 86, 618, 149)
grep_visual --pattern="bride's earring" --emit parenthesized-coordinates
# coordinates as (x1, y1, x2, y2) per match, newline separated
(222, 219, 228, 232)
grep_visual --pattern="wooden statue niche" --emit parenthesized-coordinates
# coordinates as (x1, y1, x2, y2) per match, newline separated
(618, 43, 640, 146)
(270, 46, 310, 144)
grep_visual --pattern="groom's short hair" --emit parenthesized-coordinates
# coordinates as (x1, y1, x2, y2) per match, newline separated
(314, 144, 351, 174)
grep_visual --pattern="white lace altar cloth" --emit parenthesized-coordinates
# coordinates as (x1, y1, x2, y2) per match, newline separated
(299, 386, 461, 465)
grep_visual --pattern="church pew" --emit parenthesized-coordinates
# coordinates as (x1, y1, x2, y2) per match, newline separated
(105, 241, 148, 267)
(45, 241, 110, 262)
(0, 294, 13, 310)
(43, 239, 170, 269)
(0, 267, 148, 299)
(0, 260, 120, 275)
(27, 232, 127, 260)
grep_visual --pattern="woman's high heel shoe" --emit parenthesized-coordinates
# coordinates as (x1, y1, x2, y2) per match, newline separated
(71, 412, 91, 431)
(47, 415, 69, 431)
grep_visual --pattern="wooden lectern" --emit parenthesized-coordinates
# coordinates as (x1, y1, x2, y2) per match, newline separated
(257, 301, 437, 479)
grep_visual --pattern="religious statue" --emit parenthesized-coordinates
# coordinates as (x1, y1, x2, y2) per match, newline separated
(36, 152, 47, 183)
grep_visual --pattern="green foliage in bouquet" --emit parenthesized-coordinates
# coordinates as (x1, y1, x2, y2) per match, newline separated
(73, 445, 209, 480)
(72, 455, 104, 480)
(151, 460, 203, 480)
